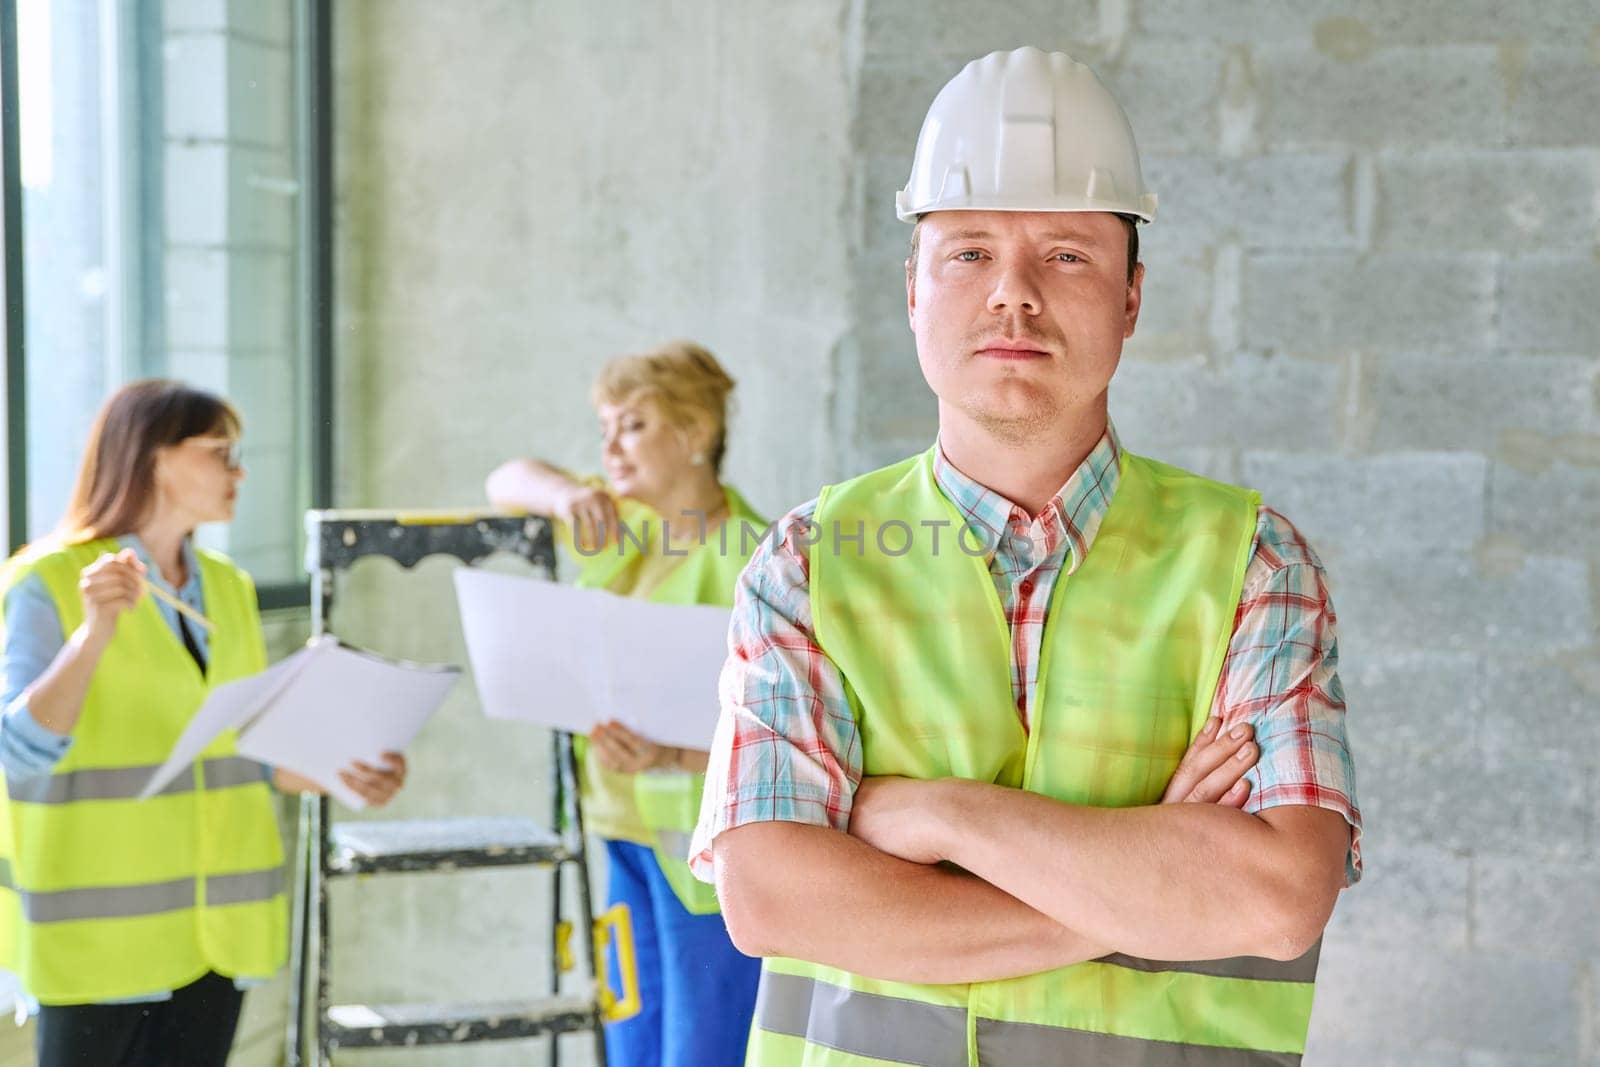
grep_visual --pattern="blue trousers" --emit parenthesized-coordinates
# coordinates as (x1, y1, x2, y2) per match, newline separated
(602, 839, 760, 1067)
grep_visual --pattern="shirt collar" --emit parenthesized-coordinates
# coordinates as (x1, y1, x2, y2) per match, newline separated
(931, 422, 1123, 576)
(118, 533, 203, 600)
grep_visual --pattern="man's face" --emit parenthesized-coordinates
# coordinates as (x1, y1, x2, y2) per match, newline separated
(907, 210, 1143, 443)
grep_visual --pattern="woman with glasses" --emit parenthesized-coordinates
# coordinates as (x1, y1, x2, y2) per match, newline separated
(0, 379, 407, 1067)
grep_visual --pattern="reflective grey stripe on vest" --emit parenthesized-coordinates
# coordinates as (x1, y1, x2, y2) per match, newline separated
(21, 876, 195, 923)
(653, 830, 693, 861)
(755, 970, 968, 1067)
(7, 756, 264, 804)
(1097, 938, 1321, 984)
(205, 866, 285, 907)
(758, 970, 1306, 1067)
(198, 757, 267, 791)
(976, 1018, 1302, 1066)
(7, 865, 284, 923)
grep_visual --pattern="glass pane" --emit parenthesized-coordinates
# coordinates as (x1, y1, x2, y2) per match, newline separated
(162, 0, 305, 585)
(16, 0, 308, 586)
(19, 0, 114, 543)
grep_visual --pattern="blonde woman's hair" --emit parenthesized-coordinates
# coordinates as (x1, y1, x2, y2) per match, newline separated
(591, 341, 737, 472)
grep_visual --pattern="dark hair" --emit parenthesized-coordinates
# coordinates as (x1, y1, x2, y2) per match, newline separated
(906, 214, 1141, 285)
(54, 379, 240, 545)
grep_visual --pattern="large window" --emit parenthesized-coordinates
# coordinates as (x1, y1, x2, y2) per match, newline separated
(3, 0, 328, 604)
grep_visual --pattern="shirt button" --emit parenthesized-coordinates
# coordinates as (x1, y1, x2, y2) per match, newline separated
(1019, 579, 1034, 597)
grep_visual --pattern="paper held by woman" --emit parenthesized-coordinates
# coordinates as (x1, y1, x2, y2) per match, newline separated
(454, 569, 728, 750)
(138, 636, 458, 809)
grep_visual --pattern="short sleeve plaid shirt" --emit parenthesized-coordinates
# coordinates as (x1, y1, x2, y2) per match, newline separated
(689, 425, 1362, 886)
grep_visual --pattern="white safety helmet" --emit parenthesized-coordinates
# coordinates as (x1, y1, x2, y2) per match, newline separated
(896, 46, 1157, 224)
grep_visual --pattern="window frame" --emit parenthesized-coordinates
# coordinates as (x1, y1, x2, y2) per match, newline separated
(0, 0, 335, 612)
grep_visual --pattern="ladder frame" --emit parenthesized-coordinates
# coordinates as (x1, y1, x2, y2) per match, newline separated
(284, 511, 607, 1067)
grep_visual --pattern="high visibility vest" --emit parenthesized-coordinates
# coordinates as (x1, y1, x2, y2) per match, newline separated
(572, 485, 767, 914)
(748, 449, 1321, 1066)
(0, 540, 288, 1005)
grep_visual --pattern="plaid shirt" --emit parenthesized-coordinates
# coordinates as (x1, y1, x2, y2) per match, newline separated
(689, 426, 1362, 885)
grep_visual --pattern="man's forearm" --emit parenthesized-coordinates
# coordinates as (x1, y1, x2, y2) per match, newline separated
(714, 821, 1107, 984)
(928, 781, 1347, 962)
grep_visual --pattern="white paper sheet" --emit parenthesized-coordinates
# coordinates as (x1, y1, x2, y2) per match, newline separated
(140, 637, 460, 810)
(454, 569, 730, 749)
(138, 648, 318, 800)
(455, 575, 611, 735)
(237, 640, 460, 810)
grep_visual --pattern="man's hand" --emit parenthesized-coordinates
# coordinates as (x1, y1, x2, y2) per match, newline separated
(849, 716, 1259, 864)
(1160, 715, 1256, 807)
(848, 777, 945, 864)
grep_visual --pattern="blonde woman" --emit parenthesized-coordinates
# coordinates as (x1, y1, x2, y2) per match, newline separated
(487, 341, 765, 1067)
(0, 380, 406, 1067)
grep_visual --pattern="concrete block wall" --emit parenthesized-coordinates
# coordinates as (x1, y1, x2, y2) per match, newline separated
(331, 1, 1598, 1064)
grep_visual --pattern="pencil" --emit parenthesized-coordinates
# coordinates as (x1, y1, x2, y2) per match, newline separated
(143, 579, 216, 632)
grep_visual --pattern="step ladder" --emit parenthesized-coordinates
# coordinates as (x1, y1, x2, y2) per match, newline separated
(285, 510, 634, 1066)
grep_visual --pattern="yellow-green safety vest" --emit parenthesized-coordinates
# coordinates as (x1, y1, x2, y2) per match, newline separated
(0, 540, 288, 1005)
(572, 485, 767, 914)
(748, 449, 1320, 1066)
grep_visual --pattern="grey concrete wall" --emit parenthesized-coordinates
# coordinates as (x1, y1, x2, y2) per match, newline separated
(330, 2, 1599, 1065)
(325, 2, 854, 1064)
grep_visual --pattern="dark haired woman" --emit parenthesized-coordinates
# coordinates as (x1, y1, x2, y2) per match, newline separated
(0, 379, 407, 1067)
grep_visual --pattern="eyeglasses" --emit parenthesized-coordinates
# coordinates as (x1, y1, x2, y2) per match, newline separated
(183, 437, 243, 472)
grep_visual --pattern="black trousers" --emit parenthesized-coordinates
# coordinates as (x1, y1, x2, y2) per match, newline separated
(35, 971, 244, 1067)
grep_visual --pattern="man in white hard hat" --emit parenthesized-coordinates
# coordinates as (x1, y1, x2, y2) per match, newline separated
(689, 47, 1359, 1065)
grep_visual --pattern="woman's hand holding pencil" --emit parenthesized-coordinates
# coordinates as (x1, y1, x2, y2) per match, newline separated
(78, 549, 216, 640)
(77, 550, 146, 642)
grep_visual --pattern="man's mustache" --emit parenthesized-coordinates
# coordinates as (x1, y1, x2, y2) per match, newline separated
(965, 322, 1063, 351)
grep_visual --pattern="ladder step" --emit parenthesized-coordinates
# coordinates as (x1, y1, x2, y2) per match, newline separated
(325, 995, 599, 1048)
(327, 817, 574, 875)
